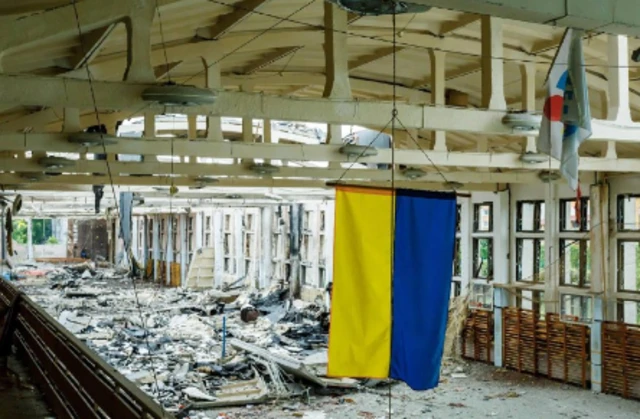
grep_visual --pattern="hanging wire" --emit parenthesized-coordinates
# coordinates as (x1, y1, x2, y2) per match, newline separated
(69, 1, 166, 409)
(154, 0, 173, 83)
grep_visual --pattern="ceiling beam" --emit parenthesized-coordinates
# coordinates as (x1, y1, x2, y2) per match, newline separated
(56, 23, 117, 70)
(438, 13, 481, 35)
(154, 61, 184, 80)
(0, 133, 636, 171)
(237, 46, 303, 75)
(1, 75, 640, 140)
(195, 0, 271, 40)
(348, 47, 403, 71)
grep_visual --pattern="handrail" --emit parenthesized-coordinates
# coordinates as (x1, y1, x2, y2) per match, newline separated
(0, 279, 173, 419)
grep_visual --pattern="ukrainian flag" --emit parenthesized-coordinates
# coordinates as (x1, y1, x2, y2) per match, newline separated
(327, 185, 457, 391)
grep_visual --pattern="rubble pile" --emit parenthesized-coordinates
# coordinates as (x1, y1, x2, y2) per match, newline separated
(13, 266, 368, 417)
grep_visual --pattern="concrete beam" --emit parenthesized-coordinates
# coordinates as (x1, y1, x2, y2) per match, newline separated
(481, 16, 506, 110)
(410, 0, 640, 37)
(238, 46, 303, 75)
(4, 75, 640, 140)
(196, 0, 270, 40)
(439, 13, 480, 35)
(57, 23, 117, 70)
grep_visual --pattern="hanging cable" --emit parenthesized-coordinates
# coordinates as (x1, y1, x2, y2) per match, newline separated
(154, 0, 173, 83)
(69, 1, 166, 411)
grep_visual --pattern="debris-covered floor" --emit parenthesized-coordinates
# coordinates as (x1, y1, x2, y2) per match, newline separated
(8, 264, 640, 419)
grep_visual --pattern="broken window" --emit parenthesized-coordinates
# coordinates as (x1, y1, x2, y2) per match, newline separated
(560, 294, 593, 323)
(319, 210, 326, 232)
(617, 194, 640, 231)
(473, 238, 493, 280)
(617, 300, 640, 324)
(516, 290, 545, 318)
(516, 200, 545, 232)
(617, 240, 640, 292)
(560, 239, 591, 287)
(456, 204, 462, 233)
(473, 202, 493, 232)
(453, 238, 462, 277)
(319, 267, 326, 288)
(301, 265, 308, 285)
(516, 239, 545, 282)
(560, 198, 590, 232)
(224, 214, 231, 231)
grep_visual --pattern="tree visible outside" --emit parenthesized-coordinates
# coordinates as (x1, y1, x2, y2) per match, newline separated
(11, 219, 57, 245)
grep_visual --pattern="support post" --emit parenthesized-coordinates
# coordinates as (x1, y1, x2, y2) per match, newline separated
(323, 3, 351, 155)
(142, 216, 148, 266)
(493, 189, 510, 367)
(26, 218, 33, 260)
(289, 204, 302, 298)
(202, 56, 223, 142)
(195, 212, 203, 251)
(213, 210, 224, 286)
(481, 16, 506, 111)
(520, 62, 537, 152)
(544, 183, 560, 314)
(166, 216, 173, 286)
(429, 49, 447, 151)
(180, 214, 188, 287)
(590, 181, 610, 393)
(260, 206, 273, 289)
(152, 215, 159, 282)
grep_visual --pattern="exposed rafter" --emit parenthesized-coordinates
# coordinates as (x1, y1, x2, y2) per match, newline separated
(55, 23, 117, 70)
(348, 47, 403, 71)
(438, 13, 480, 35)
(196, 0, 271, 40)
(236, 46, 303, 75)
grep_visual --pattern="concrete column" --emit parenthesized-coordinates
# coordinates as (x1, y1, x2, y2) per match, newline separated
(493, 189, 510, 368)
(324, 202, 335, 288)
(202, 56, 223, 142)
(234, 210, 244, 278)
(152, 215, 160, 282)
(166, 216, 173, 286)
(180, 214, 188, 287)
(290, 204, 302, 298)
(142, 216, 148, 266)
(590, 182, 609, 393)
(429, 49, 447, 151)
(26, 218, 33, 260)
(187, 115, 198, 163)
(520, 62, 537, 152)
(143, 112, 155, 163)
(607, 35, 632, 123)
(481, 16, 506, 110)
(195, 212, 203, 251)
(131, 217, 139, 260)
(544, 183, 560, 314)
(260, 206, 273, 289)
(213, 210, 224, 286)
(62, 108, 81, 133)
(323, 3, 351, 156)
(123, 13, 155, 83)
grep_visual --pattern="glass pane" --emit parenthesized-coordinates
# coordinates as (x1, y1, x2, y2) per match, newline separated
(618, 195, 640, 231)
(474, 203, 492, 232)
(470, 283, 493, 309)
(456, 204, 462, 233)
(560, 239, 589, 287)
(517, 201, 545, 232)
(618, 300, 640, 324)
(473, 238, 493, 280)
(517, 239, 545, 282)
(453, 238, 462, 277)
(618, 241, 640, 292)
(561, 294, 593, 322)
(561, 199, 590, 232)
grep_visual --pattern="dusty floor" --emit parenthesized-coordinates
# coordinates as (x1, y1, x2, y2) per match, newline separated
(0, 354, 53, 419)
(209, 363, 640, 419)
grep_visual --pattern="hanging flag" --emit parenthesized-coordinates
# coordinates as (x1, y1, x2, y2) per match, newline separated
(537, 28, 592, 191)
(327, 186, 457, 391)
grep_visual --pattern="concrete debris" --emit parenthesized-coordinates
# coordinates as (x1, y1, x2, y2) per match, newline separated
(9, 265, 376, 415)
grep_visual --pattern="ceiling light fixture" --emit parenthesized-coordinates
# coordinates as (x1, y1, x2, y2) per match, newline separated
(538, 171, 561, 183)
(402, 167, 426, 179)
(326, 0, 431, 15)
(339, 144, 378, 158)
(519, 152, 549, 164)
(502, 111, 541, 132)
(68, 132, 118, 147)
(249, 163, 280, 175)
(141, 82, 217, 106)
(38, 156, 75, 170)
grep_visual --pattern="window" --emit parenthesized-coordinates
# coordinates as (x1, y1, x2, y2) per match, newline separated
(516, 201, 545, 232)
(560, 239, 591, 287)
(319, 267, 326, 288)
(617, 300, 640, 325)
(617, 240, 640, 292)
(12, 218, 56, 245)
(473, 203, 493, 232)
(617, 194, 640, 231)
(453, 238, 462, 277)
(561, 294, 593, 323)
(469, 283, 493, 310)
(515, 290, 545, 318)
(456, 204, 462, 233)
(560, 198, 590, 232)
(473, 238, 493, 280)
(516, 239, 545, 282)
